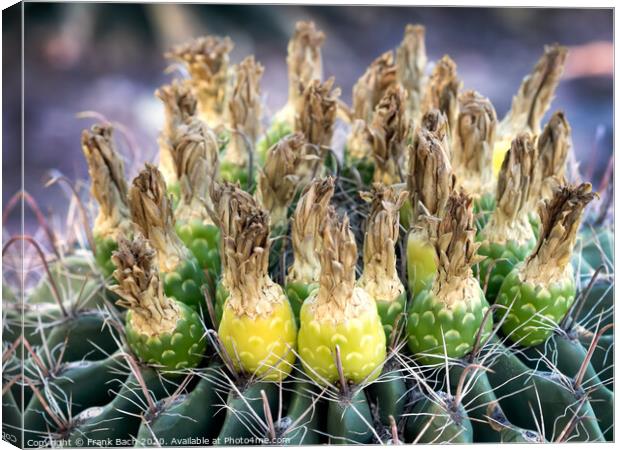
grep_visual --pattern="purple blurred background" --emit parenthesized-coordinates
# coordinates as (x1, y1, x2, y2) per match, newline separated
(2, 4, 613, 234)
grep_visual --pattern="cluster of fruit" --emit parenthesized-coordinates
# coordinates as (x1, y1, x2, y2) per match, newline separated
(2, 21, 613, 447)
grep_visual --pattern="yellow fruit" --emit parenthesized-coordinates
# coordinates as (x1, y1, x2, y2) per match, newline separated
(219, 294, 297, 381)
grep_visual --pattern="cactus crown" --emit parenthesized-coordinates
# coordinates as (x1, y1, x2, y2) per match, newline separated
(111, 234, 179, 336)
(358, 184, 408, 301)
(171, 118, 220, 224)
(408, 127, 454, 230)
(523, 183, 597, 284)
(287, 177, 335, 285)
(422, 55, 460, 133)
(167, 35, 234, 125)
(396, 24, 427, 121)
(482, 133, 537, 244)
(499, 44, 568, 137)
(452, 90, 497, 197)
(227, 55, 264, 166)
(210, 182, 283, 318)
(433, 191, 483, 299)
(536, 111, 571, 202)
(129, 164, 189, 272)
(315, 212, 370, 322)
(352, 50, 397, 123)
(287, 21, 325, 106)
(368, 85, 410, 184)
(256, 132, 306, 229)
(81, 124, 131, 238)
(294, 77, 340, 148)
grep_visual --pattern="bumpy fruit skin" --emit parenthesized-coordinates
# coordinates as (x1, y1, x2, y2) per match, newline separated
(475, 239, 535, 303)
(175, 220, 221, 286)
(407, 284, 492, 365)
(407, 234, 436, 299)
(220, 160, 252, 192)
(297, 300, 386, 385)
(376, 292, 407, 342)
(285, 281, 318, 325)
(94, 234, 119, 279)
(163, 257, 208, 310)
(218, 299, 297, 381)
(256, 121, 292, 166)
(474, 193, 496, 231)
(496, 268, 575, 347)
(125, 302, 206, 371)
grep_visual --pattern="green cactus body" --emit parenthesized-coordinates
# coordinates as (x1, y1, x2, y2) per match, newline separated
(285, 281, 318, 325)
(496, 267, 575, 347)
(277, 380, 322, 445)
(125, 301, 206, 371)
(326, 390, 374, 445)
(366, 366, 407, 426)
(135, 364, 224, 445)
(375, 292, 407, 342)
(404, 392, 473, 444)
(406, 232, 436, 299)
(43, 311, 118, 364)
(66, 367, 170, 446)
(167, 180, 181, 208)
(23, 355, 123, 444)
(175, 219, 221, 287)
(216, 381, 278, 444)
(162, 256, 208, 310)
(257, 120, 292, 166)
(407, 280, 491, 365)
(475, 239, 535, 303)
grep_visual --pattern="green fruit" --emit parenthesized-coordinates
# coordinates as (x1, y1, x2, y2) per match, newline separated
(406, 232, 436, 299)
(474, 193, 495, 231)
(375, 292, 406, 342)
(475, 239, 535, 303)
(496, 268, 575, 347)
(407, 281, 491, 365)
(257, 121, 292, 166)
(94, 234, 120, 279)
(220, 160, 253, 192)
(125, 301, 206, 371)
(285, 281, 318, 325)
(175, 219, 221, 286)
(163, 256, 209, 310)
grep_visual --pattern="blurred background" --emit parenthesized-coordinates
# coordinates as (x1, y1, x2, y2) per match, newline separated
(2, 3, 614, 233)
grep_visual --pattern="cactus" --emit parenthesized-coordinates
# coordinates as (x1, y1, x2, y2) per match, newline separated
(210, 183, 297, 381)
(111, 235, 206, 371)
(496, 183, 597, 347)
(407, 192, 492, 365)
(6, 20, 614, 448)
(129, 164, 208, 311)
(475, 133, 537, 302)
